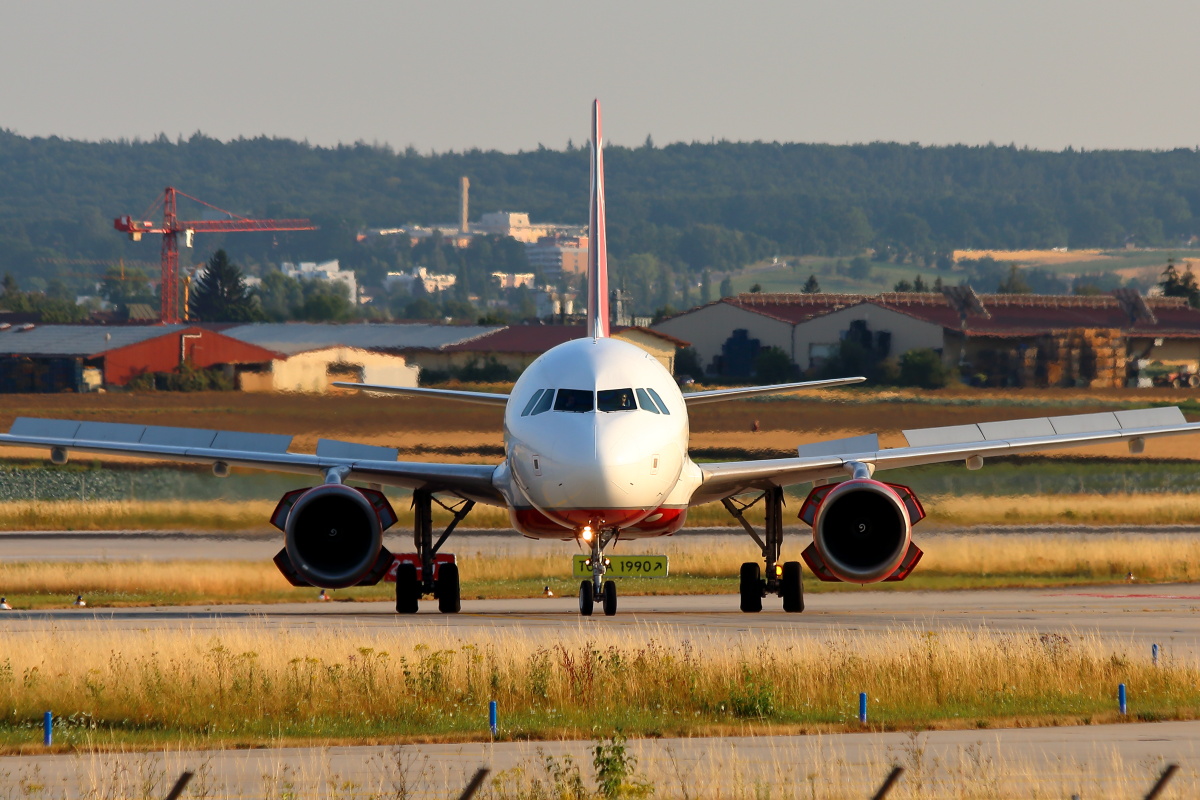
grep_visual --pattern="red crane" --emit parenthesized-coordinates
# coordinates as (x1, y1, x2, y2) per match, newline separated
(114, 187, 316, 323)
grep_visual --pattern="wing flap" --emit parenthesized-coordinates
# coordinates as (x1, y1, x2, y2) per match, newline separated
(316, 439, 399, 462)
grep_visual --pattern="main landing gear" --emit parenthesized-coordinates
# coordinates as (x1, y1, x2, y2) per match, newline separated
(394, 489, 474, 615)
(578, 526, 619, 617)
(722, 486, 804, 614)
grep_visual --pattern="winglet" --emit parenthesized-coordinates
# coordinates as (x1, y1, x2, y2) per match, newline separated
(587, 99, 610, 338)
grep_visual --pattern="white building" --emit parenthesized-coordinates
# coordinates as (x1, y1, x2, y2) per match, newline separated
(281, 260, 358, 303)
(384, 267, 458, 294)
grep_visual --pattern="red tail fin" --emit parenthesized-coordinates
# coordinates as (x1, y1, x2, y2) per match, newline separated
(587, 100, 610, 338)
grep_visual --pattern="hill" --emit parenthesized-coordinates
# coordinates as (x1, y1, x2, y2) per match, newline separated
(1, 131, 1199, 295)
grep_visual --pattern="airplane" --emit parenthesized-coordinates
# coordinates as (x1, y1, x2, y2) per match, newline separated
(3, 100, 1200, 617)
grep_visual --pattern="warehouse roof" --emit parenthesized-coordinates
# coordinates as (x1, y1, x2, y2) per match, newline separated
(0, 324, 192, 358)
(678, 292, 1200, 338)
(218, 322, 502, 355)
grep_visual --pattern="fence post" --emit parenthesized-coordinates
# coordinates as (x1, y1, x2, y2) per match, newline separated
(457, 768, 490, 800)
(163, 772, 194, 800)
(869, 766, 903, 800)
(1142, 763, 1179, 800)
(1118, 683, 1127, 716)
(43, 711, 51, 746)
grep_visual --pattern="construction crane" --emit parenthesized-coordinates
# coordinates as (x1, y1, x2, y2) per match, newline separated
(114, 187, 316, 323)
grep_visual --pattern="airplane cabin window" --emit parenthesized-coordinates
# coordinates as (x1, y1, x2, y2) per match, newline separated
(553, 389, 594, 413)
(597, 388, 637, 412)
(635, 388, 660, 414)
(521, 389, 545, 416)
(646, 387, 671, 415)
(530, 389, 554, 415)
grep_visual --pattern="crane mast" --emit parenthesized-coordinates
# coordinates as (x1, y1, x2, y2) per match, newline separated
(114, 187, 316, 323)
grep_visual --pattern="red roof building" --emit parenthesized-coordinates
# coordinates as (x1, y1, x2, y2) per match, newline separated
(654, 292, 1200, 387)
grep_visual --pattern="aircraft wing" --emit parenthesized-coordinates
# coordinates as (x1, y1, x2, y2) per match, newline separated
(0, 418, 504, 505)
(682, 377, 866, 405)
(692, 406, 1200, 503)
(332, 382, 509, 407)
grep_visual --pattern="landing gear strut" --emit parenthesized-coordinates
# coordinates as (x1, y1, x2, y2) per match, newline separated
(395, 489, 474, 614)
(723, 486, 803, 613)
(578, 527, 618, 617)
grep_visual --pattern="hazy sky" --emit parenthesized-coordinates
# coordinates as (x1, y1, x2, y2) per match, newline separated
(3, 0, 1198, 153)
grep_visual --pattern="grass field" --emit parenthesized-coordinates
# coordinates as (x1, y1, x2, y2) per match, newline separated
(1, 532, 1196, 609)
(725, 248, 1186, 295)
(3, 488, 1200, 533)
(0, 623, 1195, 751)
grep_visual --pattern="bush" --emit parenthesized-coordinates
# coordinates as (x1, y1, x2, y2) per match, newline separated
(898, 348, 953, 388)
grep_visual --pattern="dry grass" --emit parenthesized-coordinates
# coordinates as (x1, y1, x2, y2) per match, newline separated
(1, 533, 1197, 603)
(929, 492, 1200, 526)
(952, 248, 1108, 265)
(0, 623, 1196, 749)
(6, 489, 1200, 532)
(3, 736, 1195, 799)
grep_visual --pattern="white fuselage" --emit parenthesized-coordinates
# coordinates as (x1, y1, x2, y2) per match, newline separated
(496, 337, 702, 539)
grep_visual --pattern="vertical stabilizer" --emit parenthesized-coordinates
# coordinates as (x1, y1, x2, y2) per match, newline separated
(587, 100, 610, 338)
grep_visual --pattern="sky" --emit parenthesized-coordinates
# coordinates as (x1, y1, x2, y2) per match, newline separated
(3, 0, 1199, 153)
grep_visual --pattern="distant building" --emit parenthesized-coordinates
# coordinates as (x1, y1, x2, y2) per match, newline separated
(281, 260, 358, 303)
(384, 267, 458, 294)
(492, 272, 536, 289)
(526, 235, 588, 277)
(536, 290, 576, 318)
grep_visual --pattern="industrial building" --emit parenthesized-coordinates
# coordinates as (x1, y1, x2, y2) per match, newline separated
(0, 325, 281, 393)
(0, 322, 501, 394)
(654, 291, 1200, 387)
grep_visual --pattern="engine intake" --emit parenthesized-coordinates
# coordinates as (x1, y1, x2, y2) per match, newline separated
(272, 485, 397, 588)
(801, 479, 923, 583)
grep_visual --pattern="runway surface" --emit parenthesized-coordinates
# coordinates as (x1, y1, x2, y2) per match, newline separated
(4, 587, 1199, 655)
(4, 722, 1196, 797)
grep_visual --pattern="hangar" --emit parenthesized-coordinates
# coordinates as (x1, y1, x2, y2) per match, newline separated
(0, 325, 280, 392)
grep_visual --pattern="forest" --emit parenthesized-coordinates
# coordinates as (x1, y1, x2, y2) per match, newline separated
(1, 129, 1199, 316)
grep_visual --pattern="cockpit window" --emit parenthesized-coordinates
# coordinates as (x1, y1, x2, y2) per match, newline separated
(646, 387, 671, 415)
(521, 389, 545, 417)
(635, 388, 659, 414)
(553, 389, 594, 413)
(530, 389, 554, 415)
(598, 388, 637, 412)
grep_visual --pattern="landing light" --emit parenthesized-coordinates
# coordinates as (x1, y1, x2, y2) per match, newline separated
(581, 526, 594, 542)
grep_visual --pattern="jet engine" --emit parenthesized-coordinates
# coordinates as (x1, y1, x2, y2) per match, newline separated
(270, 485, 398, 589)
(798, 479, 925, 584)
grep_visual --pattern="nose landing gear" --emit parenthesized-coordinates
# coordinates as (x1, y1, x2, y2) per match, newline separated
(577, 525, 619, 617)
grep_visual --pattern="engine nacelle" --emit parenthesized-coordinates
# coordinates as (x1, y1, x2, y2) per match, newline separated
(271, 485, 397, 589)
(802, 479, 923, 584)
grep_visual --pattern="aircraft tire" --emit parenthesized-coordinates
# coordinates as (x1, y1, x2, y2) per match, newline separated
(781, 561, 804, 613)
(395, 563, 419, 614)
(579, 580, 594, 616)
(436, 563, 461, 614)
(739, 562, 762, 613)
(602, 580, 617, 616)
